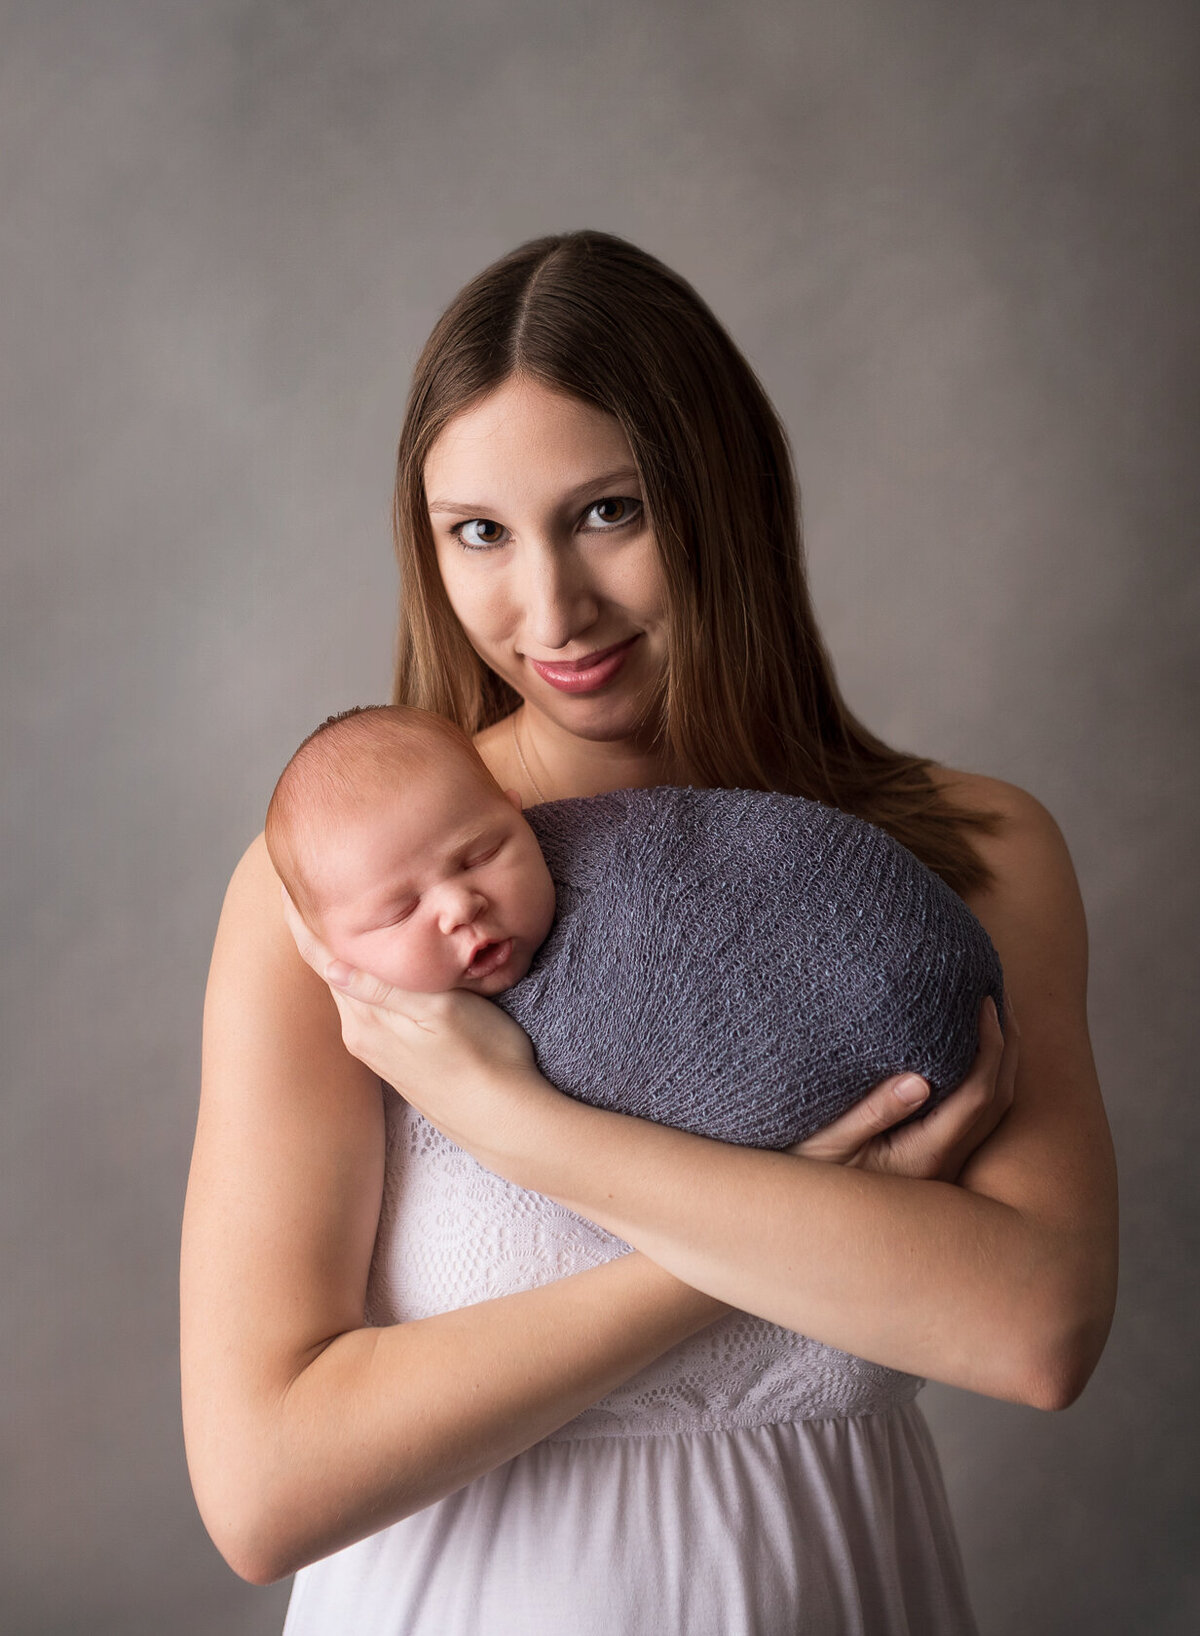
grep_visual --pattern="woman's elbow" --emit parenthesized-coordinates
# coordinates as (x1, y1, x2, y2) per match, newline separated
(1022, 1350, 1095, 1413)
(191, 1464, 296, 1586)
(221, 1534, 289, 1590)
(185, 1414, 315, 1586)
(1020, 1273, 1117, 1412)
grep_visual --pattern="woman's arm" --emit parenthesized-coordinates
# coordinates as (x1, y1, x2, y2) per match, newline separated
(180, 835, 728, 1586)
(510, 780, 1118, 1407)
(333, 779, 1117, 1411)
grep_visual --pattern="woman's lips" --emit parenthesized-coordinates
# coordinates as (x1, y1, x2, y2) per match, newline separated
(526, 636, 640, 694)
(465, 937, 513, 980)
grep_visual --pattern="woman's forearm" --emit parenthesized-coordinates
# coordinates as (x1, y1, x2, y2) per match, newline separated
(480, 1082, 1115, 1411)
(192, 1252, 725, 1586)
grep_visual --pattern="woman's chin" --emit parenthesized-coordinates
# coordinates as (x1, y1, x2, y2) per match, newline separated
(525, 681, 664, 746)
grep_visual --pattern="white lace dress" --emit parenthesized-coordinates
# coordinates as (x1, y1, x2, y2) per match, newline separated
(282, 1095, 979, 1635)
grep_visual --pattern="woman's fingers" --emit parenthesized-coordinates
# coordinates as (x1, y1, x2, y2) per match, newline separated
(789, 996, 1020, 1181)
(993, 991, 1020, 1119)
(877, 1077, 990, 1181)
(280, 885, 415, 1017)
(323, 960, 405, 1011)
(954, 994, 1015, 1130)
(865, 997, 1019, 1181)
(786, 1074, 929, 1163)
(927, 998, 1005, 1125)
(281, 883, 355, 994)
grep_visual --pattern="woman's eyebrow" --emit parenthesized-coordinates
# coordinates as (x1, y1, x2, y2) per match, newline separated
(427, 466, 641, 516)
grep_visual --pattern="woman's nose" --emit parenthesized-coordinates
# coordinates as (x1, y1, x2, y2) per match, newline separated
(519, 541, 601, 652)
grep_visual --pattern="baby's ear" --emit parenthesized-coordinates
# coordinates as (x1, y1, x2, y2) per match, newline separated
(503, 787, 524, 812)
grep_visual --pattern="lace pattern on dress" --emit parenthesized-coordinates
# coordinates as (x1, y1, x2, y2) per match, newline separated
(365, 1095, 923, 1442)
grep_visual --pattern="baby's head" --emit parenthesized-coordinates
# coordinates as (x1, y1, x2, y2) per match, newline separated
(265, 706, 557, 995)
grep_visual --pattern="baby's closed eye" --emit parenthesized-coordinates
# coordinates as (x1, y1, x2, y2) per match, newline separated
(377, 900, 419, 928)
(463, 843, 503, 869)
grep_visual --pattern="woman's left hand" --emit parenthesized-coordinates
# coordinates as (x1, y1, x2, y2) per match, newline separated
(787, 994, 1020, 1182)
(282, 889, 555, 1154)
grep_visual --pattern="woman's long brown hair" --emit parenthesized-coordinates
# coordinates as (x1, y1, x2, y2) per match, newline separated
(392, 231, 1003, 898)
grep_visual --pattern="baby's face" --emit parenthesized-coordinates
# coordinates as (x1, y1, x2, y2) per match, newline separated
(309, 754, 556, 995)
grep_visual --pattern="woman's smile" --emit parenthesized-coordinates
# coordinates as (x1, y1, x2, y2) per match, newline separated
(525, 635, 641, 693)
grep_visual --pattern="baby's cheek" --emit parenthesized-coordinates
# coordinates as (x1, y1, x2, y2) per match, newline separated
(383, 942, 429, 991)
(345, 932, 411, 992)
(386, 935, 458, 994)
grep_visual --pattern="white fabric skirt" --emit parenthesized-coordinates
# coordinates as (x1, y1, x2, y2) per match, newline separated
(282, 1401, 978, 1635)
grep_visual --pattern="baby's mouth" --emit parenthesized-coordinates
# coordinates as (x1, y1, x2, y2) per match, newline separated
(465, 937, 513, 980)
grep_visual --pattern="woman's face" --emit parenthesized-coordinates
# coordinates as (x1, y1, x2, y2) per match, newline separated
(424, 375, 668, 744)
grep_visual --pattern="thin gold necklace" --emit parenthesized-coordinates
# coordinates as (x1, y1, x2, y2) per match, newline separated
(511, 712, 549, 803)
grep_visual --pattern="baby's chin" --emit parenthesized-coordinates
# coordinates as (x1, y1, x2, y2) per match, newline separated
(459, 973, 518, 997)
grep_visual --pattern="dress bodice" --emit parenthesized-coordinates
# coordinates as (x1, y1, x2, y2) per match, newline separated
(364, 1093, 923, 1439)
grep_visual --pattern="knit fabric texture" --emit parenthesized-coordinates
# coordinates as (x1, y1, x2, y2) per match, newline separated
(496, 786, 1004, 1150)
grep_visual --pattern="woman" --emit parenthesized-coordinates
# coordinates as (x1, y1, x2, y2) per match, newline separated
(182, 232, 1118, 1633)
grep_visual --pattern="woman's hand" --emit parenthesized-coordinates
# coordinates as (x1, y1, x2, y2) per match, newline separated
(281, 889, 556, 1154)
(788, 996, 1020, 1182)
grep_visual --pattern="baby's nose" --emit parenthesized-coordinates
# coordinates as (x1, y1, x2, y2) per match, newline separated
(440, 885, 486, 931)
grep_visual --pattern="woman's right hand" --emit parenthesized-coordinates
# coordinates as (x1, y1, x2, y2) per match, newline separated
(787, 996, 1019, 1182)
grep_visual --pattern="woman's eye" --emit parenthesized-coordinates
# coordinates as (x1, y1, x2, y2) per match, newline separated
(454, 518, 508, 550)
(583, 496, 641, 530)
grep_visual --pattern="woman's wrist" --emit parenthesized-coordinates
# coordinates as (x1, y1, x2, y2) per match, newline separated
(461, 1074, 729, 1324)
(624, 1253, 733, 1328)
(476, 1068, 605, 1194)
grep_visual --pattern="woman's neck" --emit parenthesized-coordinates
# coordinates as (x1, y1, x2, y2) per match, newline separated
(513, 704, 676, 803)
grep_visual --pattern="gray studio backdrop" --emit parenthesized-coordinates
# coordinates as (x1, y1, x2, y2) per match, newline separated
(3, 2, 1197, 1632)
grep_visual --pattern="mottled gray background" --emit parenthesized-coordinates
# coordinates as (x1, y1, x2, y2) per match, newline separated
(3, 1, 1197, 1631)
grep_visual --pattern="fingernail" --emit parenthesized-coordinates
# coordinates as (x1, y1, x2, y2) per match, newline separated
(895, 1075, 929, 1107)
(324, 960, 353, 988)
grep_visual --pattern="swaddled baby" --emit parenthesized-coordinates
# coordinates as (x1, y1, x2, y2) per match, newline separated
(266, 705, 1004, 1149)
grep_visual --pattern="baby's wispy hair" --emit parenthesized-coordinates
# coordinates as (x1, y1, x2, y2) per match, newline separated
(264, 704, 489, 926)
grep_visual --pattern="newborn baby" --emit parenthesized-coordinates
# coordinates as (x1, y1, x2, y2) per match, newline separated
(266, 704, 1004, 1149)
(266, 705, 558, 997)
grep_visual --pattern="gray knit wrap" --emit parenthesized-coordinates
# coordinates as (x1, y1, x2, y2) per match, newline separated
(495, 786, 1004, 1150)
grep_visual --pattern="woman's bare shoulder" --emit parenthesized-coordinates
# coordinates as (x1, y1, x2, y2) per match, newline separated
(226, 827, 282, 900)
(220, 830, 333, 955)
(926, 764, 1086, 989)
(206, 831, 376, 1097)
(208, 831, 307, 981)
(199, 833, 275, 974)
(926, 762, 1052, 822)
(927, 764, 1068, 876)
